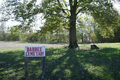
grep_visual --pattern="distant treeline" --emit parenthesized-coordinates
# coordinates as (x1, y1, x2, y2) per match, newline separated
(0, 26, 120, 43)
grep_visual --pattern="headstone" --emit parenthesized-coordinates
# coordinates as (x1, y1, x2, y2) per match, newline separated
(91, 45, 99, 49)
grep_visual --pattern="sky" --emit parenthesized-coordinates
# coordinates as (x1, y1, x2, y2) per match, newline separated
(0, 0, 42, 31)
(112, 0, 120, 13)
(0, 0, 120, 31)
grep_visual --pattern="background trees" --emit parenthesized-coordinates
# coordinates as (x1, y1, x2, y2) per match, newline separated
(0, 0, 120, 45)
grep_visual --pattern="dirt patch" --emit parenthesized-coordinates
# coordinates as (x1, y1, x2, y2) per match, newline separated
(1, 42, 118, 49)
(0, 42, 64, 49)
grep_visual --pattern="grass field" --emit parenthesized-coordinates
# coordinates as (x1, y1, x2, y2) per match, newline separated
(0, 43, 120, 80)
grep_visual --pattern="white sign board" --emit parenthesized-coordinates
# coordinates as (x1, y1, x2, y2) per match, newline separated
(24, 46, 45, 57)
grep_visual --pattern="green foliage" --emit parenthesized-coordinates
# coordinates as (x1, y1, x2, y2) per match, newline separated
(9, 0, 38, 30)
(4, 0, 120, 43)
(93, 15, 120, 42)
(112, 16, 120, 42)
(39, 0, 119, 44)
(26, 33, 39, 42)
(40, 16, 68, 33)
(39, 0, 69, 33)
(6, 33, 19, 41)
(89, 0, 119, 34)
(0, 31, 4, 41)
(5, 27, 20, 41)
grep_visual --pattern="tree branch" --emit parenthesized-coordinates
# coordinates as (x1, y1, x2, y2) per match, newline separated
(69, 0, 72, 10)
(51, 14, 69, 19)
(63, 0, 68, 7)
(76, 3, 90, 15)
(76, 7, 85, 15)
(57, 0, 67, 15)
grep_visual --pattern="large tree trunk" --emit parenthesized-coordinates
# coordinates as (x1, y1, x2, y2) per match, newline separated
(69, 24, 78, 48)
(68, 7, 78, 48)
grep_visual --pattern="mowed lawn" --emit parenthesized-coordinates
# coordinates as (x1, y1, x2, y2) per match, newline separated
(0, 43, 120, 80)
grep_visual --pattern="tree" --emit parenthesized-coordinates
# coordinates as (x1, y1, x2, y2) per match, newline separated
(39, 0, 119, 48)
(7, 0, 119, 48)
(6, 27, 20, 41)
(0, 0, 12, 40)
(0, 25, 4, 40)
(113, 16, 120, 42)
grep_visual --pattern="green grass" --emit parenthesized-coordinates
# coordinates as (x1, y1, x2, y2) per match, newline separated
(0, 43, 120, 80)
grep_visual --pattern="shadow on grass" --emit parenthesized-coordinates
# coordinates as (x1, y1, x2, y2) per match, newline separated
(0, 47, 120, 80)
(0, 50, 25, 80)
(79, 48, 120, 80)
(44, 48, 102, 80)
(0, 50, 43, 80)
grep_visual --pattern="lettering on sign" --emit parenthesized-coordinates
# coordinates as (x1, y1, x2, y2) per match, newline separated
(24, 46, 45, 57)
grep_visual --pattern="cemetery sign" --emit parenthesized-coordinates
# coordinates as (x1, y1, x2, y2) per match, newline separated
(24, 46, 45, 57)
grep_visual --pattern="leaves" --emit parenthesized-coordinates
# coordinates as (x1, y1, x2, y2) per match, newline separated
(3, 0, 120, 43)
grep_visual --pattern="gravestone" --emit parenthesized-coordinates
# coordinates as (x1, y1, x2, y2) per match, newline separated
(91, 44, 99, 49)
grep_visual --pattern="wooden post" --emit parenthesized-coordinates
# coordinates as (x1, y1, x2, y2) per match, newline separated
(42, 57, 45, 80)
(25, 57, 28, 78)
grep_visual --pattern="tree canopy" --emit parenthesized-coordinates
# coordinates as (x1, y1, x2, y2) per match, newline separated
(39, 0, 119, 48)
(4, 0, 120, 48)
